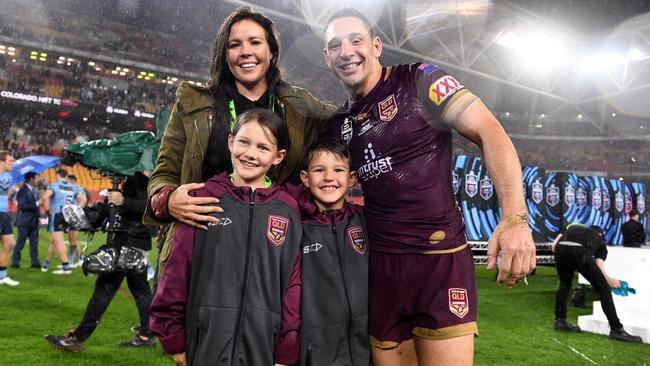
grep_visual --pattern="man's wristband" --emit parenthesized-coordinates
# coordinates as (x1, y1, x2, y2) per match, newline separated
(505, 213, 529, 228)
(151, 186, 176, 222)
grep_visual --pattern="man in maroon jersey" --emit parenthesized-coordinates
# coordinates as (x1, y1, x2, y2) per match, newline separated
(323, 8, 536, 366)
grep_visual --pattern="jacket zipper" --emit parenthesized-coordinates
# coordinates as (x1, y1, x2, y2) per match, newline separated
(331, 215, 355, 365)
(231, 189, 255, 364)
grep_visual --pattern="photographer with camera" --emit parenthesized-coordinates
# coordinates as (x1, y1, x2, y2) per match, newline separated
(45, 172, 156, 351)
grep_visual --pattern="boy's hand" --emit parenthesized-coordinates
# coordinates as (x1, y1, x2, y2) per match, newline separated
(172, 352, 187, 366)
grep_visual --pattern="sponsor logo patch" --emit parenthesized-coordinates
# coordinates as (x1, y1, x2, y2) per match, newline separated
(341, 117, 353, 145)
(303, 242, 323, 254)
(638, 195, 645, 213)
(448, 288, 469, 319)
(602, 191, 610, 211)
(465, 171, 478, 198)
(532, 180, 543, 204)
(546, 184, 559, 207)
(207, 217, 232, 227)
(429, 75, 463, 106)
(267, 215, 289, 247)
(480, 175, 493, 200)
(357, 143, 394, 181)
(378, 94, 398, 122)
(347, 226, 367, 255)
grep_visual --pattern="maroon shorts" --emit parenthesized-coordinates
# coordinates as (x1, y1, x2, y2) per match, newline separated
(368, 244, 478, 348)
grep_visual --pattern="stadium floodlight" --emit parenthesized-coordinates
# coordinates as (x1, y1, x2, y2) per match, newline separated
(0, 50, 5, 55)
(7, 52, 14, 56)
(628, 48, 645, 61)
(0, 45, 4, 49)
(495, 30, 568, 72)
(8, 47, 15, 51)
(576, 52, 626, 73)
(123, 68, 129, 72)
(58, 56, 65, 60)
(88, 61, 95, 66)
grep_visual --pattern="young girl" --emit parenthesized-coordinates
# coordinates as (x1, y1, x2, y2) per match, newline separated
(150, 108, 303, 366)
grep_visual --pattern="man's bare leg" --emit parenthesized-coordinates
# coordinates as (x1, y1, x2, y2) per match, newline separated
(372, 339, 418, 366)
(414, 334, 474, 366)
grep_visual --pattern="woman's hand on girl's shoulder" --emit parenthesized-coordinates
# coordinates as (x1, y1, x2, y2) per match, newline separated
(169, 183, 222, 230)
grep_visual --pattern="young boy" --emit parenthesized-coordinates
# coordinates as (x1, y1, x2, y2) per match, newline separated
(276, 138, 370, 365)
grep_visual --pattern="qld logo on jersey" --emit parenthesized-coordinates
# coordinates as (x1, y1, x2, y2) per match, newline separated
(625, 194, 633, 214)
(615, 192, 624, 212)
(429, 75, 463, 106)
(532, 180, 543, 204)
(602, 191, 611, 211)
(465, 171, 478, 198)
(378, 94, 398, 122)
(638, 195, 646, 213)
(592, 188, 602, 210)
(267, 215, 289, 247)
(576, 188, 587, 209)
(564, 185, 575, 207)
(546, 184, 559, 207)
(340, 117, 353, 145)
(347, 226, 367, 255)
(480, 175, 493, 200)
(452, 171, 460, 195)
(448, 288, 469, 319)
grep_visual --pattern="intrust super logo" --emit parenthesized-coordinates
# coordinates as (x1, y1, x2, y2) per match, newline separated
(357, 143, 393, 181)
(429, 75, 463, 106)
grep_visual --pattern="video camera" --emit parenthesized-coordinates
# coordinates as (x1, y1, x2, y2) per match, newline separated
(61, 173, 126, 233)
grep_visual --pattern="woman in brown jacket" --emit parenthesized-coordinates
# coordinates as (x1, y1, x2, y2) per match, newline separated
(145, 6, 334, 274)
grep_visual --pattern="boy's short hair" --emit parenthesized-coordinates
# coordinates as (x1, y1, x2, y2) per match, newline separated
(56, 168, 68, 178)
(301, 137, 351, 170)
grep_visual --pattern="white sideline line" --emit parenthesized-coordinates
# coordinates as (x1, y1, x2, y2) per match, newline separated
(551, 337, 599, 365)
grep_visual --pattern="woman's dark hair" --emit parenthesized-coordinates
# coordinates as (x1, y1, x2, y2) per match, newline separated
(207, 6, 282, 94)
(301, 137, 351, 170)
(233, 108, 289, 152)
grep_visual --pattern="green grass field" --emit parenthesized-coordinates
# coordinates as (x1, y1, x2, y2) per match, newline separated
(1, 231, 648, 365)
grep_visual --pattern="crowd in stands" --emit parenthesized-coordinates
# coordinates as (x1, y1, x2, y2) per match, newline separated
(1, 0, 209, 74)
(0, 107, 146, 159)
(0, 56, 177, 112)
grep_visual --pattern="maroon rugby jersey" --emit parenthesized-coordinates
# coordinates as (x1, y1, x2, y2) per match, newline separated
(329, 63, 469, 254)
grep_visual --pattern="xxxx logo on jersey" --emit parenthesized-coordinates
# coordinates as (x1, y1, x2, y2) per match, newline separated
(429, 75, 463, 106)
